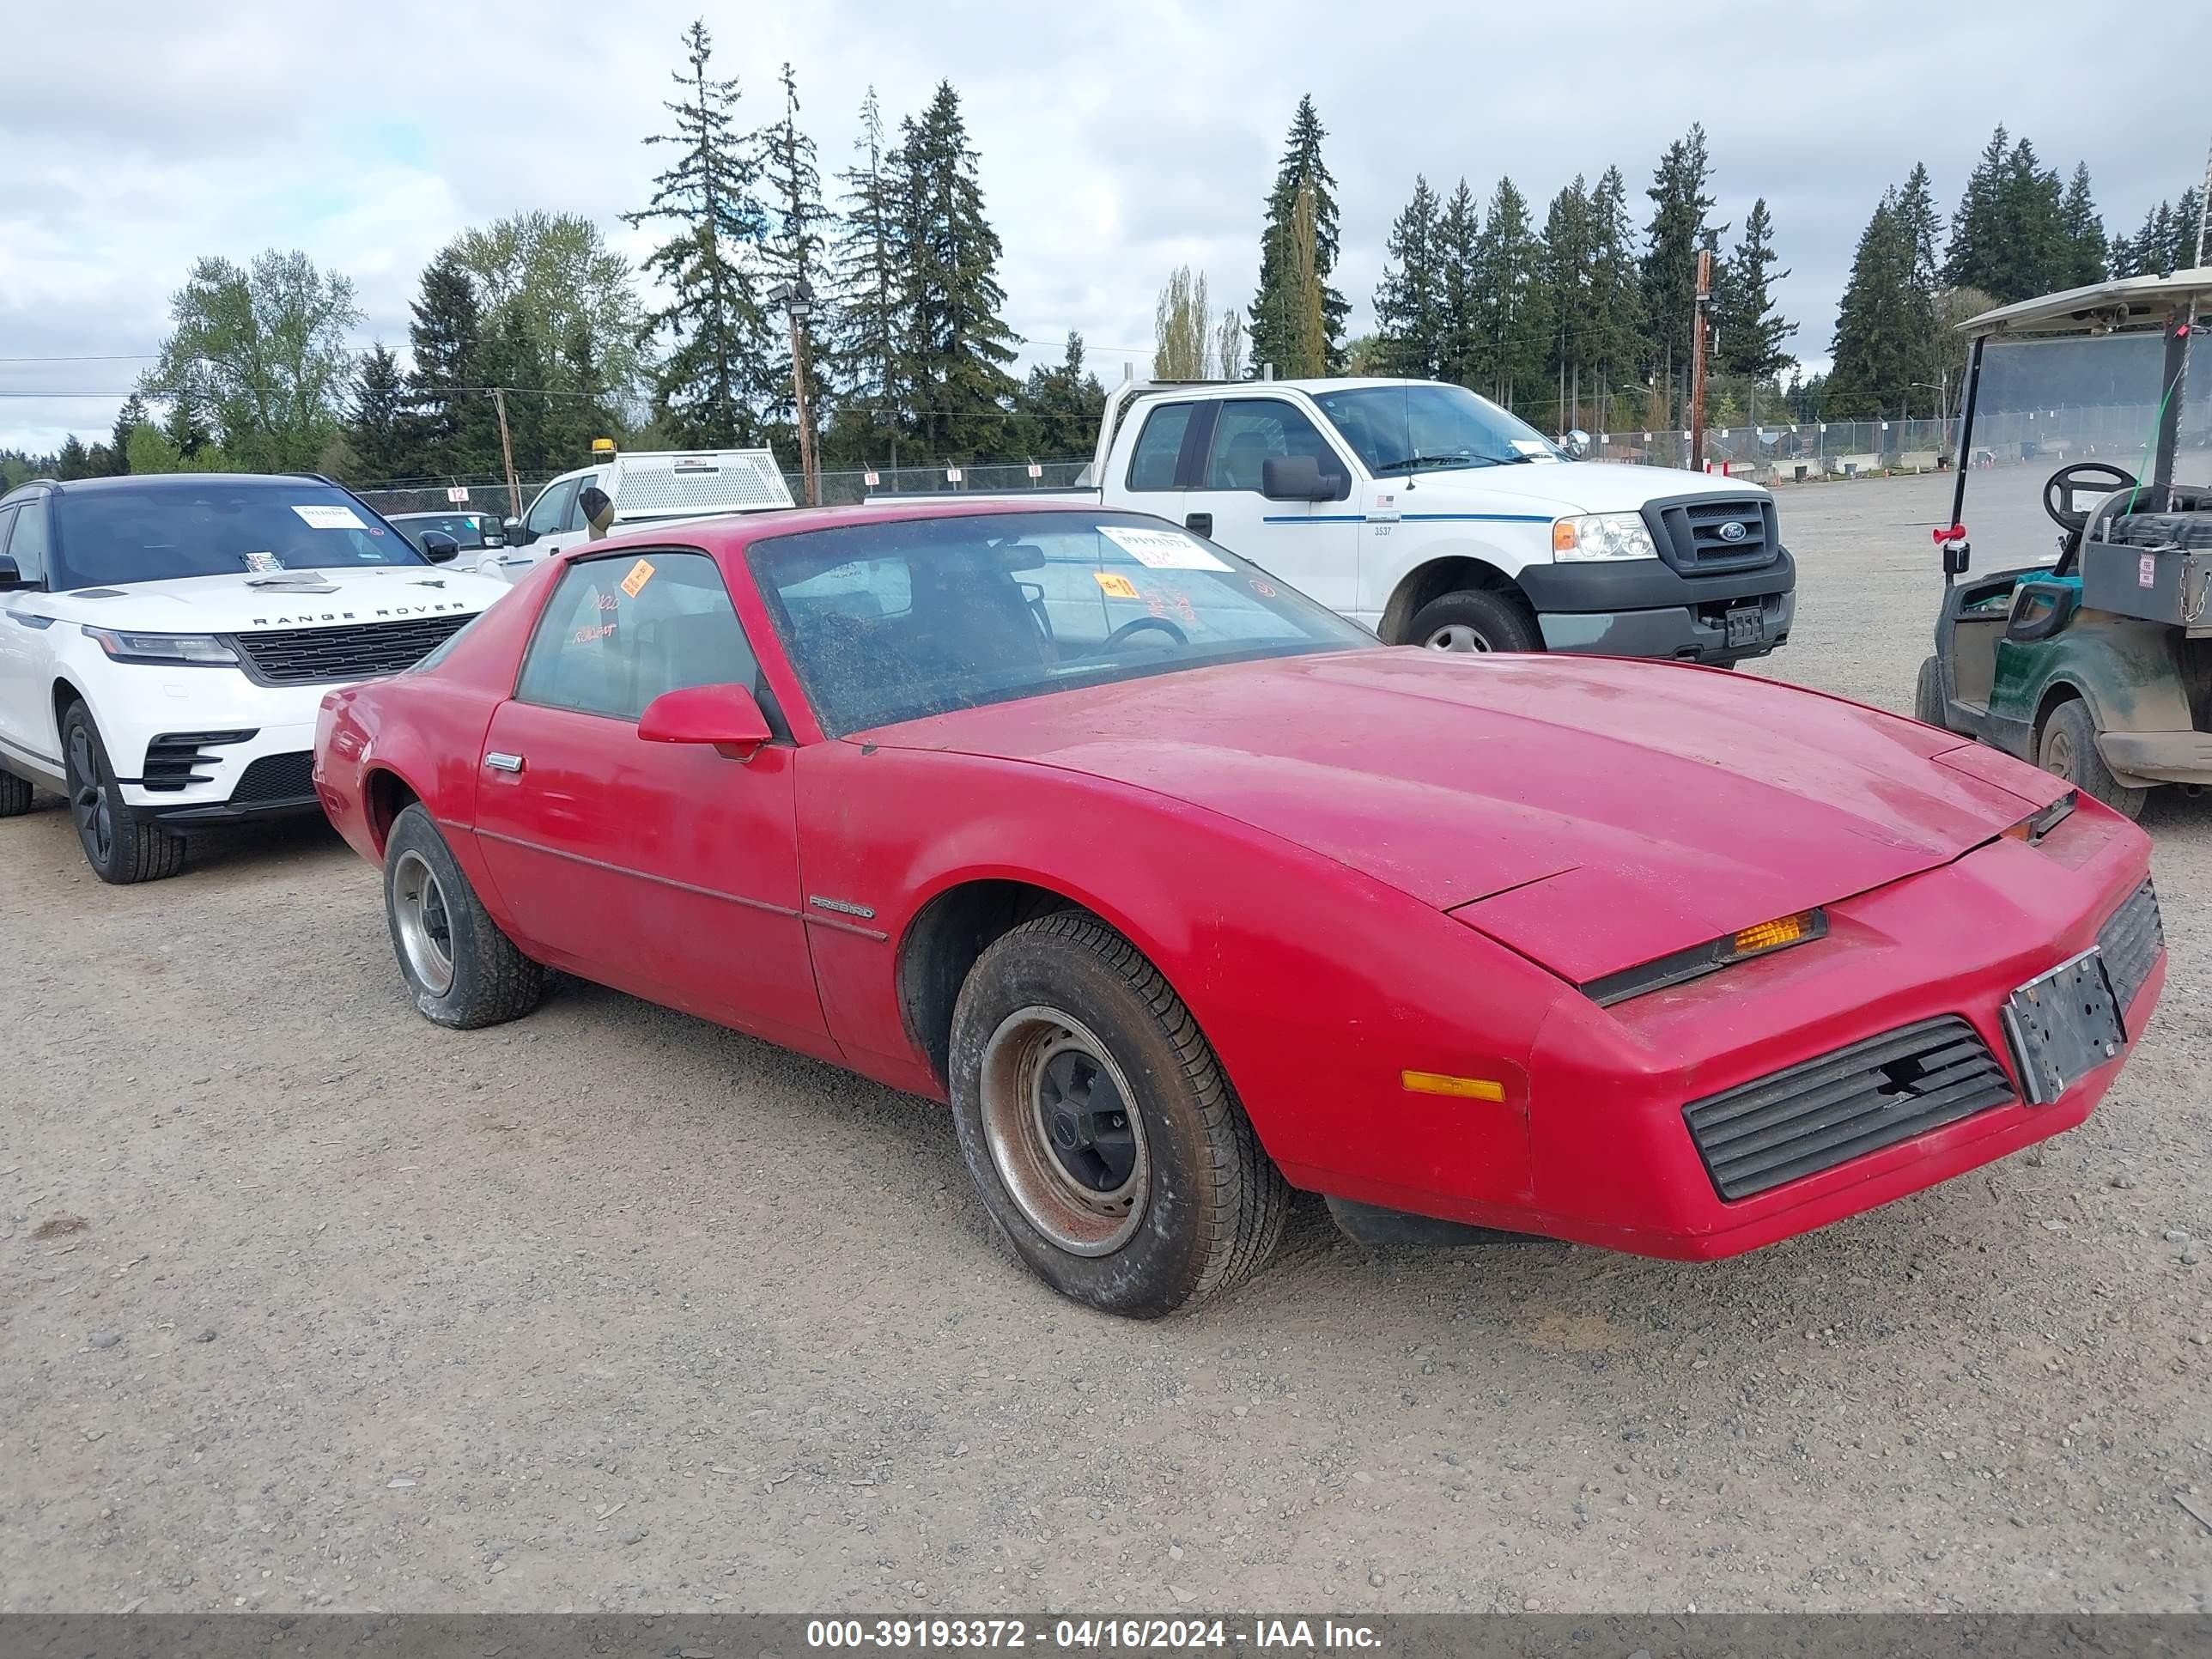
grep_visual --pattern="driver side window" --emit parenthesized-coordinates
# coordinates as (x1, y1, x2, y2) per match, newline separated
(1200, 400, 1342, 495)
(526, 478, 579, 539)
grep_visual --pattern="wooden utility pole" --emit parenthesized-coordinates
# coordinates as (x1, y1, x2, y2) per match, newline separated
(492, 388, 521, 519)
(1687, 249, 1713, 472)
(786, 309, 819, 507)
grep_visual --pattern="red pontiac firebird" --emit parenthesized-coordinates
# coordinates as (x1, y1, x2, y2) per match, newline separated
(314, 501, 2165, 1317)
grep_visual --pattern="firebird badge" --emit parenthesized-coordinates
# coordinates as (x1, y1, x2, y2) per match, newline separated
(807, 896, 877, 920)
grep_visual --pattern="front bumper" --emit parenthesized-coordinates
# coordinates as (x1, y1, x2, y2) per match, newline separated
(104, 672, 329, 818)
(1519, 550, 1796, 664)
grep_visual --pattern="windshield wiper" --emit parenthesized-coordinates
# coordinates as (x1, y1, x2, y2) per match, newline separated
(1371, 451, 1489, 477)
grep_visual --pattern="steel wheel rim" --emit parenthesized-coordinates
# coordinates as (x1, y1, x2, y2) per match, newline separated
(392, 850, 457, 996)
(1425, 622, 1491, 653)
(66, 726, 112, 867)
(2044, 728, 2076, 781)
(978, 1006, 1151, 1256)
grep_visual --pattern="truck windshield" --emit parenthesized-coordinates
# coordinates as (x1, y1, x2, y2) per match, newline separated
(1315, 383, 1561, 475)
(749, 511, 1376, 735)
(52, 482, 429, 590)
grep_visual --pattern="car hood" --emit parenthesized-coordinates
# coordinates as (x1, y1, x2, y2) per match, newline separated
(35, 565, 510, 632)
(1389, 459, 1762, 517)
(871, 650, 2062, 984)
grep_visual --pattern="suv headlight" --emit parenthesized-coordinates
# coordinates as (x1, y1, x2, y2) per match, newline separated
(84, 627, 240, 666)
(1553, 513, 1659, 562)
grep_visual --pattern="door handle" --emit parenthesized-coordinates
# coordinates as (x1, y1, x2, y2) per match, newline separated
(1184, 513, 1213, 538)
(484, 752, 525, 775)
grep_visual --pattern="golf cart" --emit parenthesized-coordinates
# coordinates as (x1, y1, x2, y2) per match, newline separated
(1917, 267, 2212, 819)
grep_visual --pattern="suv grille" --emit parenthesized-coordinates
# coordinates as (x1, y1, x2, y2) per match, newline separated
(1684, 1017, 2015, 1201)
(1643, 495, 1779, 575)
(141, 730, 256, 791)
(2097, 880, 2163, 1012)
(230, 615, 471, 685)
(229, 751, 317, 807)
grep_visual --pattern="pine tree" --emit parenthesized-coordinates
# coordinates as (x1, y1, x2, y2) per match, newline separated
(486, 301, 556, 472)
(1641, 125, 1722, 422)
(831, 88, 902, 441)
(624, 19, 775, 447)
(108, 394, 148, 474)
(1012, 332, 1106, 457)
(1996, 137, 2065, 300)
(1373, 175, 1444, 379)
(1435, 179, 1483, 390)
(2057, 163, 2107, 288)
(1538, 177, 1594, 428)
(1943, 127, 2012, 295)
(1474, 178, 1547, 414)
(760, 61, 833, 436)
(1895, 163, 1943, 295)
(161, 387, 214, 460)
(1827, 191, 1919, 420)
(405, 251, 497, 476)
(891, 82, 1019, 461)
(2169, 188, 2206, 270)
(1584, 166, 1647, 433)
(1715, 198, 1796, 383)
(56, 436, 90, 480)
(343, 344, 410, 483)
(1248, 96, 1346, 376)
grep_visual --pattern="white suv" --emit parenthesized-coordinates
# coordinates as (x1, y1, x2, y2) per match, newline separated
(0, 473, 513, 884)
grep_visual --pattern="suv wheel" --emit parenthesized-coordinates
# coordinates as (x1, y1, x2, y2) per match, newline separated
(61, 702, 185, 884)
(0, 769, 33, 818)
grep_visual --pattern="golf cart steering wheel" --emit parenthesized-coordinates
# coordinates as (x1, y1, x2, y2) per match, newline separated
(2043, 462, 2136, 533)
(1090, 616, 1188, 654)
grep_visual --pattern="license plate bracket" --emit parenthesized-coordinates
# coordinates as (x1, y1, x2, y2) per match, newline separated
(2001, 948, 2125, 1106)
(1724, 605, 1763, 648)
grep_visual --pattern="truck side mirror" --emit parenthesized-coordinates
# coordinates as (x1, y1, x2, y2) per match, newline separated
(503, 516, 532, 547)
(1262, 455, 1337, 501)
(1561, 428, 1591, 459)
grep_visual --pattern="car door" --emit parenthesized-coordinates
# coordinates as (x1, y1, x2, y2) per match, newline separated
(469, 548, 830, 1050)
(0, 501, 63, 781)
(1176, 397, 1362, 614)
(1114, 398, 1204, 533)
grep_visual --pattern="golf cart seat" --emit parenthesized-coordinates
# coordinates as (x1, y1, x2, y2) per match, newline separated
(2006, 574, 2082, 644)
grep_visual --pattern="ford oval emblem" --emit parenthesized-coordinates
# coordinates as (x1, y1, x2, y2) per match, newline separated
(1718, 520, 1748, 544)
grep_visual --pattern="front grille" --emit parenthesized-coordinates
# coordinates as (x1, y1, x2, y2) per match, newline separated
(229, 614, 471, 685)
(141, 729, 256, 791)
(2098, 879, 2163, 1012)
(1684, 1017, 2016, 1201)
(1643, 495, 1780, 575)
(228, 751, 316, 807)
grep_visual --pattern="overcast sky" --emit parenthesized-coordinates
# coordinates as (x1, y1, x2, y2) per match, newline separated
(3, 0, 2204, 456)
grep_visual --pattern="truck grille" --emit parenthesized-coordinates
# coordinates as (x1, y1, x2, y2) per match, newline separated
(228, 751, 317, 807)
(1643, 495, 1779, 575)
(2097, 880, 2163, 1013)
(229, 615, 471, 686)
(1684, 1017, 2015, 1201)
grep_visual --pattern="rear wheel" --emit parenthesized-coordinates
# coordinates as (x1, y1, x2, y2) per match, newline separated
(0, 769, 33, 817)
(949, 913, 1289, 1317)
(383, 804, 544, 1027)
(1407, 588, 1542, 653)
(61, 702, 185, 884)
(1914, 655, 1947, 726)
(2038, 697, 2146, 819)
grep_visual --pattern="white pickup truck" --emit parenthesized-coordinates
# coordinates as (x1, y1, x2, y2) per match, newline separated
(876, 378, 1795, 662)
(482, 447, 795, 583)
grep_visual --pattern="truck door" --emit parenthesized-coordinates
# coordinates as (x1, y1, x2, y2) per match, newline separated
(1177, 398, 1361, 615)
(1113, 398, 1201, 532)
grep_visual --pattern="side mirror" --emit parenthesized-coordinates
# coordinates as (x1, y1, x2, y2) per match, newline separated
(503, 517, 532, 547)
(420, 530, 459, 563)
(1561, 428, 1591, 459)
(1261, 454, 1338, 501)
(638, 683, 772, 763)
(0, 555, 27, 591)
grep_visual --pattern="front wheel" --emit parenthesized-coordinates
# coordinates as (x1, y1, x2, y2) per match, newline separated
(2038, 698, 2146, 819)
(1407, 588, 1542, 653)
(61, 702, 185, 884)
(0, 769, 33, 818)
(1914, 655, 1947, 727)
(948, 913, 1289, 1317)
(383, 804, 545, 1027)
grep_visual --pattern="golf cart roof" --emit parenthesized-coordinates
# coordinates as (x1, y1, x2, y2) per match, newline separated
(1960, 266, 2212, 340)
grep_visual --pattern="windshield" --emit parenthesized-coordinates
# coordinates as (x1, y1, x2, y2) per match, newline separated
(52, 483, 429, 590)
(749, 511, 1376, 735)
(1314, 383, 1561, 475)
(395, 513, 500, 550)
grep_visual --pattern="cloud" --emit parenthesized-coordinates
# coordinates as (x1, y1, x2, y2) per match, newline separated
(4, 0, 2202, 453)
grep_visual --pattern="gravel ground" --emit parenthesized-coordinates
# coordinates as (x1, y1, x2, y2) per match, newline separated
(3, 470, 2208, 1615)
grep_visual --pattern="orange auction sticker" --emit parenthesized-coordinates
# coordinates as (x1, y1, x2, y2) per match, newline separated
(620, 558, 656, 598)
(1094, 571, 1140, 600)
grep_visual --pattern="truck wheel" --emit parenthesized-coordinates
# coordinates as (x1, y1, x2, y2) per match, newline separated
(383, 804, 545, 1028)
(1408, 589, 1541, 653)
(0, 769, 33, 817)
(1914, 655, 1947, 726)
(948, 913, 1289, 1318)
(2038, 698, 2146, 819)
(61, 702, 186, 884)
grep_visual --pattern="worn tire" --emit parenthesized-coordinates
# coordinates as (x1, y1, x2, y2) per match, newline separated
(1407, 588, 1542, 653)
(383, 804, 544, 1028)
(948, 912, 1289, 1317)
(0, 769, 33, 817)
(1914, 655, 1946, 726)
(61, 702, 185, 884)
(2038, 697, 2146, 820)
